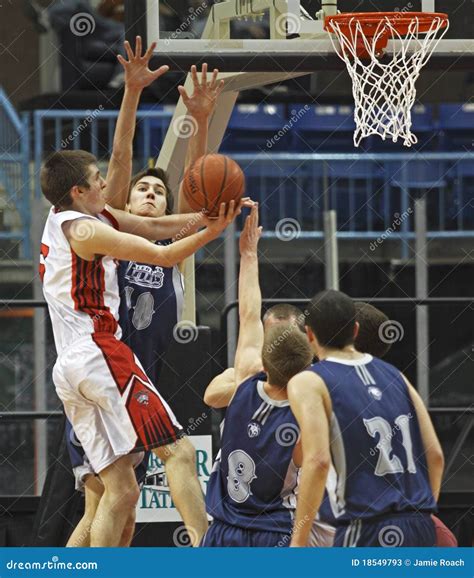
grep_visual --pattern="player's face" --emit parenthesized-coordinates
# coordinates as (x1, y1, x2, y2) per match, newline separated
(128, 177, 168, 218)
(80, 165, 107, 213)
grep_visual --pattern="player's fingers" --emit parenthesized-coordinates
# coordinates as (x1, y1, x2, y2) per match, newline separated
(135, 35, 142, 58)
(201, 62, 208, 86)
(217, 202, 226, 222)
(215, 79, 225, 96)
(226, 200, 236, 222)
(177, 85, 190, 102)
(153, 65, 169, 79)
(209, 68, 219, 90)
(143, 41, 156, 61)
(190, 64, 199, 88)
(124, 41, 134, 61)
(117, 54, 127, 67)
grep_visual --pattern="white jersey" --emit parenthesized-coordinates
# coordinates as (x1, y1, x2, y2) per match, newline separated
(40, 206, 121, 355)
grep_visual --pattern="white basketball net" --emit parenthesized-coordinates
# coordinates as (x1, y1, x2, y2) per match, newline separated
(327, 15, 449, 147)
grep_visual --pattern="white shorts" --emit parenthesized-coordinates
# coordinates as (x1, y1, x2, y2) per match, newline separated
(54, 332, 183, 475)
(309, 519, 336, 547)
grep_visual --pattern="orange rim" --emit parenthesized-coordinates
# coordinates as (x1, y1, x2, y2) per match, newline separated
(325, 12, 448, 37)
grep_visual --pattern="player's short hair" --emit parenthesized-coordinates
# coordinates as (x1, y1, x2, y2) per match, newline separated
(40, 150, 97, 208)
(262, 323, 313, 388)
(129, 168, 174, 215)
(306, 290, 356, 349)
(354, 301, 391, 358)
(263, 304, 306, 333)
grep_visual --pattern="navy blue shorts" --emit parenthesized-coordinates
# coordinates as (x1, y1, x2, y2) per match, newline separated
(335, 512, 436, 547)
(201, 520, 291, 547)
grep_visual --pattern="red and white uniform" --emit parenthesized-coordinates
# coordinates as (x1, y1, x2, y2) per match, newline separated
(40, 208, 121, 352)
(41, 207, 183, 475)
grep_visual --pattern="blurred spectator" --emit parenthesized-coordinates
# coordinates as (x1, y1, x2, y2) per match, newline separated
(48, 0, 125, 90)
(97, 0, 125, 22)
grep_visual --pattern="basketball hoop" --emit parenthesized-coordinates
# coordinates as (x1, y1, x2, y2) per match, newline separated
(325, 12, 449, 147)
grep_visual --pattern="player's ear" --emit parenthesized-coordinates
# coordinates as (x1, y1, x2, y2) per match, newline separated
(305, 325, 315, 343)
(69, 185, 82, 201)
(353, 320, 360, 342)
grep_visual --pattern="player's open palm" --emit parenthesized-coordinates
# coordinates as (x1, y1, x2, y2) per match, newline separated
(178, 63, 225, 119)
(204, 201, 242, 238)
(239, 204, 262, 256)
(118, 36, 169, 92)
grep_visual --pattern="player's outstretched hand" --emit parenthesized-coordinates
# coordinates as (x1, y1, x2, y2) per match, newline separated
(117, 36, 169, 92)
(239, 203, 262, 257)
(178, 63, 225, 120)
(203, 201, 242, 238)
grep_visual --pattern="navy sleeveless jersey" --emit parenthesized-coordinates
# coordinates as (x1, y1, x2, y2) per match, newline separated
(206, 372, 299, 533)
(117, 239, 184, 386)
(311, 354, 436, 525)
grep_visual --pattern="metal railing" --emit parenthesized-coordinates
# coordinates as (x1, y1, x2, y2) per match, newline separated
(0, 87, 30, 258)
(1, 101, 474, 262)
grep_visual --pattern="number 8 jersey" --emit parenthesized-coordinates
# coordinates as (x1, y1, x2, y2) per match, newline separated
(206, 372, 300, 533)
(312, 354, 436, 526)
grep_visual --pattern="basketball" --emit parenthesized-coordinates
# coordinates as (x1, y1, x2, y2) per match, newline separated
(182, 154, 245, 216)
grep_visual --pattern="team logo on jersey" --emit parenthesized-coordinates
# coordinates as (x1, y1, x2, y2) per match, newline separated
(247, 421, 261, 438)
(134, 390, 150, 405)
(125, 262, 165, 289)
(368, 386, 382, 400)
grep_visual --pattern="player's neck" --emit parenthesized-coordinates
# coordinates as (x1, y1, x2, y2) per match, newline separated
(317, 345, 365, 361)
(263, 381, 288, 401)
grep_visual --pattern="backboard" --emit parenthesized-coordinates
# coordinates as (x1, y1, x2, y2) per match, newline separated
(125, 0, 474, 71)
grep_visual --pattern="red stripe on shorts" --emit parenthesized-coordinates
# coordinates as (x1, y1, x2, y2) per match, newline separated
(92, 334, 179, 449)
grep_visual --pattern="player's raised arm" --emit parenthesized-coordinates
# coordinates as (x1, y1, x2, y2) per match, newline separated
(204, 205, 263, 408)
(234, 204, 265, 384)
(402, 375, 445, 501)
(65, 202, 239, 268)
(203, 368, 237, 409)
(177, 64, 225, 214)
(287, 371, 332, 547)
(105, 37, 169, 210)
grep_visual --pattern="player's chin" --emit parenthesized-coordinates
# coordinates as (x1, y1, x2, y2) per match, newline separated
(134, 206, 162, 218)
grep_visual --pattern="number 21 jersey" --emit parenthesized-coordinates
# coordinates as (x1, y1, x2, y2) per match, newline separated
(312, 354, 436, 525)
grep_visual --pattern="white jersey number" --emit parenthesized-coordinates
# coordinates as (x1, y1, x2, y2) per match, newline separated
(125, 287, 156, 330)
(364, 414, 417, 476)
(227, 450, 257, 503)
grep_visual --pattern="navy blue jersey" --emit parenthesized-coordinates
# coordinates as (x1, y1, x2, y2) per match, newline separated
(118, 239, 184, 386)
(206, 372, 299, 533)
(312, 354, 436, 525)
